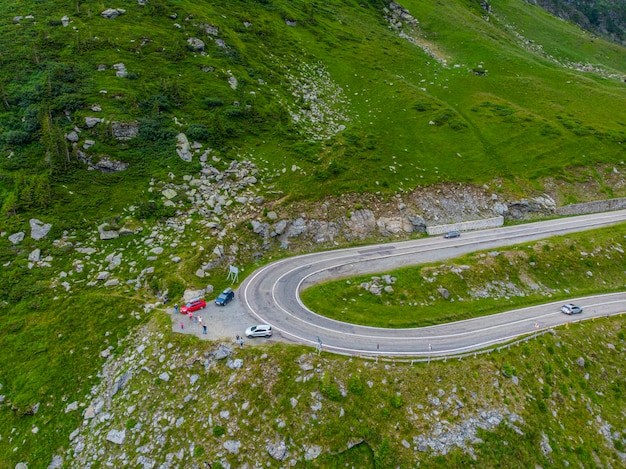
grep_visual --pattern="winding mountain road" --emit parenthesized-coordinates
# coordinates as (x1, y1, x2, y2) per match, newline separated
(240, 210, 626, 357)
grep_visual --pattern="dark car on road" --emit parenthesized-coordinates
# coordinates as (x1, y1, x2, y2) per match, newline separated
(560, 303, 583, 315)
(443, 231, 461, 239)
(215, 287, 235, 306)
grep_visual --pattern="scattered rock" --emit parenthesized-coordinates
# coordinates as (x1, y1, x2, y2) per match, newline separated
(30, 218, 52, 240)
(98, 223, 119, 240)
(9, 232, 25, 244)
(187, 37, 205, 51)
(176, 133, 193, 162)
(101, 9, 124, 19)
(267, 440, 289, 461)
(111, 122, 138, 140)
(106, 429, 126, 445)
(85, 117, 102, 128)
(223, 440, 241, 454)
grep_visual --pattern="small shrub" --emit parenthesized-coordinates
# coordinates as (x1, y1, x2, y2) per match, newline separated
(320, 372, 342, 401)
(432, 109, 456, 126)
(502, 363, 516, 377)
(390, 394, 403, 409)
(139, 117, 176, 141)
(225, 107, 244, 118)
(186, 124, 210, 141)
(3, 130, 31, 146)
(348, 374, 364, 395)
(212, 425, 225, 438)
(204, 97, 224, 108)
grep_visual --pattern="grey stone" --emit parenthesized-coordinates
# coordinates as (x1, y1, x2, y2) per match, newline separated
(9, 232, 25, 244)
(64, 401, 78, 413)
(82, 140, 95, 149)
(286, 218, 307, 238)
(211, 344, 232, 360)
(30, 218, 52, 240)
(48, 454, 63, 469)
(577, 357, 585, 367)
(112, 372, 132, 396)
(267, 440, 289, 461)
(227, 358, 243, 370)
(96, 271, 110, 281)
(111, 122, 138, 140)
(150, 247, 164, 255)
(101, 9, 123, 19)
(93, 157, 129, 173)
(15, 463, 28, 469)
(187, 37, 205, 51)
(304, 445, 322, 460)
(272, 220, 288, 236)
(28, 249, 41, 263)
(106, 429, 126, 444)
(162, 189, 177, 199)
(190, 374, 199, 385)
(159, 372, 170, 382)
(85, 117, 102, 128)
(66, 131, 79, 143)
(61, 16, 69, 27)
(223, 440, 241, 454)
(98, 223, 119, 240)
(176, 133, 193, 162)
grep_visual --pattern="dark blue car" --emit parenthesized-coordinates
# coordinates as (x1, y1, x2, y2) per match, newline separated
(215, 287, 235, 306)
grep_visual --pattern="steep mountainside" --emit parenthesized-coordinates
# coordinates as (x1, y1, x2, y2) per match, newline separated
(0, 1, 625, 468)
(532, 0, 626, 45)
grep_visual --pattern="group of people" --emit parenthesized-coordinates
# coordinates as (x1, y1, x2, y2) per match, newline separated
(176, 304, 207, 334)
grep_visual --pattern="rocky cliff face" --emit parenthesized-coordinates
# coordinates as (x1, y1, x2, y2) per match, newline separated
(530, 0, 626, 45)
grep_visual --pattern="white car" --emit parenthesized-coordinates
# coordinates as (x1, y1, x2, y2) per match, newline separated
(560, 303, 583, 315)
(245, 324, 272, 338)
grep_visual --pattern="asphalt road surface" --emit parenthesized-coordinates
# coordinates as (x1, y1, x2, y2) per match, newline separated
(240, 210, 626, 357)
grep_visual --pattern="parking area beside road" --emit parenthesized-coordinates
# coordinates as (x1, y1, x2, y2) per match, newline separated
(168, 294, 281, 344)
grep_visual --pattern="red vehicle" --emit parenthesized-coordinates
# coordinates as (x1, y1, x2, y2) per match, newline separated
(180, 299, 206, 314)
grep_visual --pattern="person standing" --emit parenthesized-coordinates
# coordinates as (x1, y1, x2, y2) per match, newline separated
(202, 324, 207, 334)
(174, 303, 179, 314)
(180, 322, 184, 330)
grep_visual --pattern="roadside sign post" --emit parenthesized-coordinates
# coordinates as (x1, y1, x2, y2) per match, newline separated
(227, 265, 239, 284)
(428, 343, 432, 364)
(316, 336, 322, 356)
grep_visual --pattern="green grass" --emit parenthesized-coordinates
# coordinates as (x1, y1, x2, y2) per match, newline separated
(301, 223, 626, 328)
(0, 1, 625, 467)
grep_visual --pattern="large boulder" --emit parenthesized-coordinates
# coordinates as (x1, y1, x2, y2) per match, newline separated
(187, 37, 205, 51)
(176, 133, 193, 162)
(106, 429, 126, 444)
(101, 9, 124, 19)
(98, 223, 119, 240)
(9, 232, 25, 244)
(30, 218, 52, 240)
(111, 122, 138, 140)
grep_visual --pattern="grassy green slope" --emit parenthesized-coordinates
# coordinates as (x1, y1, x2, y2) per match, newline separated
(0, 1, 625, 467)
(1, 0, 625, 208)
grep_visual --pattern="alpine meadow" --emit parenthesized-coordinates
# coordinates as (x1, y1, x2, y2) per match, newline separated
(0, 1, 625, 468)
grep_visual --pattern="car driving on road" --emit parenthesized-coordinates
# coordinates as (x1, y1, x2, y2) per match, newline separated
(560, 303, 583, 315)
(443, 231, 461, 239)
(215, 287, 235, 306)
(245, 324, 272, 338)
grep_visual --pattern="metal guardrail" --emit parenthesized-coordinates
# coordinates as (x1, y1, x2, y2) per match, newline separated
(328, 312, 624, 363)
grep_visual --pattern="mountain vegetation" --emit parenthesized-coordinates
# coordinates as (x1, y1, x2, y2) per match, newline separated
(530, 0, 626, 45)
(0, 0, 625, 467)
